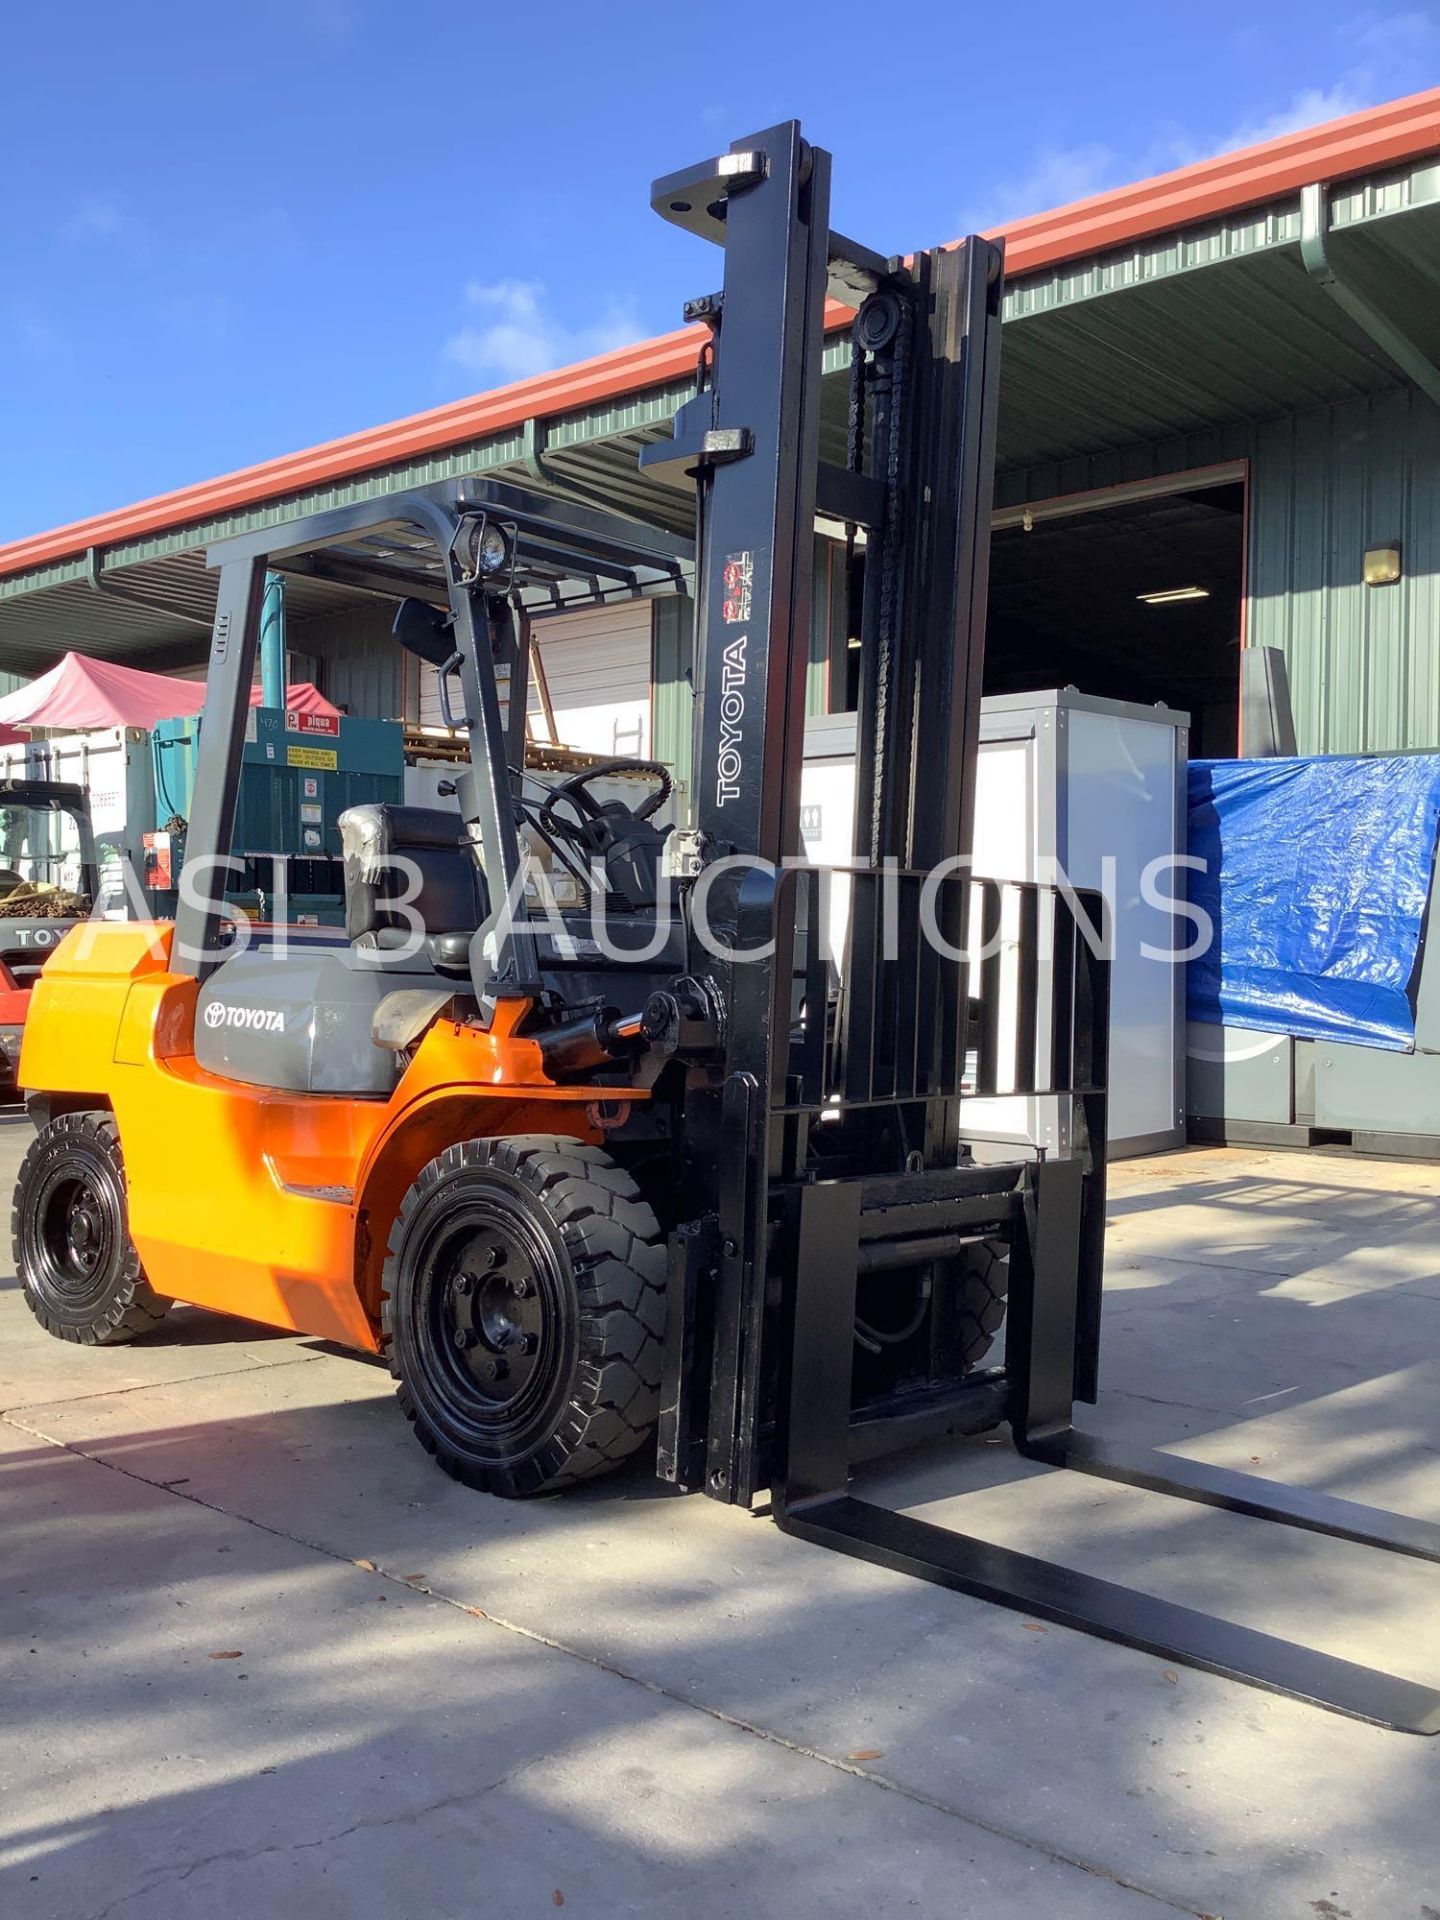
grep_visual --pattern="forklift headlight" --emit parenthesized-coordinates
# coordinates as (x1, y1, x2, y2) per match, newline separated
(477, 523, 510, 574)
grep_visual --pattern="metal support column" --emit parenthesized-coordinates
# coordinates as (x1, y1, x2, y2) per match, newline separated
(449, 582, 540, 1000)
(173, 554, 266, 977)
(259, 571, 286, 711)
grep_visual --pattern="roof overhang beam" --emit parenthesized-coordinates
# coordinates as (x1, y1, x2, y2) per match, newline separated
(1300, 179, 1440, 411)
(85, 545, 213, 630)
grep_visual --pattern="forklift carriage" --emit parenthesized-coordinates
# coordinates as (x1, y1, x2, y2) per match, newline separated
(14, 121, 1440, 1733)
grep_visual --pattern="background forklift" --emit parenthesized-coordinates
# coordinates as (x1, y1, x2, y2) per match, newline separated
(0, 777, 101, 1090)
(14, 122, 1440, 1732)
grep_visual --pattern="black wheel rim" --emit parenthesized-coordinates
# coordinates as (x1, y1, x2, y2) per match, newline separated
(30, 1160, 120, 1311)
(408, 1183, 570, 1447)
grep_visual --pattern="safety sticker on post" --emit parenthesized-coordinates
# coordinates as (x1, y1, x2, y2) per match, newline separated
(716, 551, 753, 808)
(721, 552, 753, 624)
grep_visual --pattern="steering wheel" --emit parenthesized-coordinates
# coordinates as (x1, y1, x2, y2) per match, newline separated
(537, 758, 673, 843)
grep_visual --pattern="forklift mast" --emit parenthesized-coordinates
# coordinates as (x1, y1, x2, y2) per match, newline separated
(641, 123, 1440, 1736)
(641, 127, 1106, 1504)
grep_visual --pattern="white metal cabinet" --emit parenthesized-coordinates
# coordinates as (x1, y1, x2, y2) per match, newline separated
(801, 688, 1189, 1160)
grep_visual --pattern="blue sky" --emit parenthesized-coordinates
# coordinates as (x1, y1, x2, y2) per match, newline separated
(1, 1, 1435, 543)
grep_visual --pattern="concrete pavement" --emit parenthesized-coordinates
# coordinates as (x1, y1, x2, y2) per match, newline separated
(5, 1113, 1440, 1918)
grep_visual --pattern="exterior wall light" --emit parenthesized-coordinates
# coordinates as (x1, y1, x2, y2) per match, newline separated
(1364, 545, 1402, 586)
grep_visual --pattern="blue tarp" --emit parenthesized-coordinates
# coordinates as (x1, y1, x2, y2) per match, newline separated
(1187, 756, 1440, 1052)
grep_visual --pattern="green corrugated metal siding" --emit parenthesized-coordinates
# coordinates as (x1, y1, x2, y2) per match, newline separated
(1249, 389, 1440, 752)
(995, 424, 1251, 510)
(998, 384, 1440, 757)
(652, 595, 693, 811)
(295, 600, 405, 719)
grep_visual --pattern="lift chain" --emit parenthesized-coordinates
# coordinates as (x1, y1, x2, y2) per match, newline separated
(862, 292, 913, 863)
(845, 326, 868, 475)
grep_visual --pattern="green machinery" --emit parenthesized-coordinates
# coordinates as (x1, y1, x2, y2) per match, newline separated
(146, 708, 404, 924)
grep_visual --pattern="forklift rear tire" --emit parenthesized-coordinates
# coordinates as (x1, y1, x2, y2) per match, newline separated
(12, 1111, 173, 1346)
(382, 1136, 666, 1498)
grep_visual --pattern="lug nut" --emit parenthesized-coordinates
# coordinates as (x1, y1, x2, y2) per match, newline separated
(508, 1272, 531, 1298)
(453, 1327, 477, 1350)
(482, 1244, 507, 1270)
(454, 1273, 475, 1297)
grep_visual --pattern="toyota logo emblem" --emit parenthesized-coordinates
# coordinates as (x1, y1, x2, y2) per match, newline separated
(203, 1000, 225, 1028)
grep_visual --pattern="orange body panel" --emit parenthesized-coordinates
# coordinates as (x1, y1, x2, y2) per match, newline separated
(21, 923, 631, 1351)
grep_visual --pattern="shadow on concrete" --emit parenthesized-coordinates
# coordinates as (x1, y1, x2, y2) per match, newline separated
(5, 1139, 1440, 1913)
(6, 1332, 1440, 1919)
(0, 1422, 1182, 1920)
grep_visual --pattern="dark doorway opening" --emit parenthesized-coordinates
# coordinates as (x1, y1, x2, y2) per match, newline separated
(985, 479, 1247, 757)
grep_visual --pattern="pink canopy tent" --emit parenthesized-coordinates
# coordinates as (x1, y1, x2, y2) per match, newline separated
(252, 678, 337, 718)
(0, 652, 338, 731)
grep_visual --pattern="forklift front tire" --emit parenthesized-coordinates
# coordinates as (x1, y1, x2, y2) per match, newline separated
(12, 1111, 172, 1346)
(951, 1238, 1009, 1371)
(382, 1136, 666, 1498)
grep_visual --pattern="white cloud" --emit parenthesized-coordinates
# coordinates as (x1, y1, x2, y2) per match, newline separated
(61, 197, 124, 239)
(443, 279, 639, 384)
(59, 196, 151, 253)
(302, 0, 358, 35)
(958, 8, 1438, 232)
(1176, 6, 1438, 162)
(1180, 81, 1372, 162)
(6, 308, 63, 359)
(1351, 6, 1439, 65)
(957, 142, 1122, 231)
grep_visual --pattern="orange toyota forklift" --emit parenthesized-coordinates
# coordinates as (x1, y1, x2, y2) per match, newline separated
(15, 121, 1440, 1730)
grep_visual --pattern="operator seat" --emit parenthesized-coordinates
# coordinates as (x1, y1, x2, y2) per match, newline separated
(339, 804, 488, 975)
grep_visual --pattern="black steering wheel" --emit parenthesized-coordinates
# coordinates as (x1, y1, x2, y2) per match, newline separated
(537, 758, 673, 843)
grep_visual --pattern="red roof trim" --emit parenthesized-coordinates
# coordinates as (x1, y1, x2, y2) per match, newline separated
(4, 85, 1439, 583)
(994, 84, 1440, 275)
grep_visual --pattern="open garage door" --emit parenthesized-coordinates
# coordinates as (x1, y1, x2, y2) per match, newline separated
(988, 466, 1248, 758)
(414, 600, 653, 752)
(529, 601, 653, 757)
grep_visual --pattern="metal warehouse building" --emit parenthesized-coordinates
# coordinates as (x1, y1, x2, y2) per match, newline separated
(3, 88, 1440, 785)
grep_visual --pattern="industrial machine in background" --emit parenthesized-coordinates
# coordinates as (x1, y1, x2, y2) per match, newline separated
(146, 705, 404, 925)
(14, 121, 1440, 1734)
(0, 706, 405, 926)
